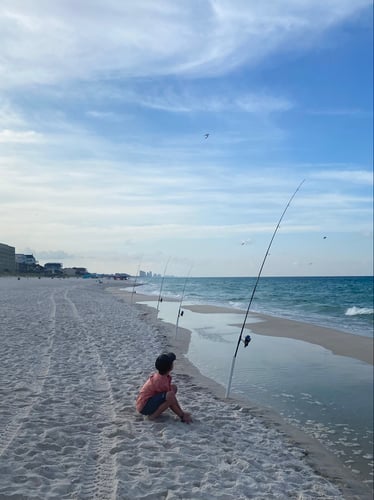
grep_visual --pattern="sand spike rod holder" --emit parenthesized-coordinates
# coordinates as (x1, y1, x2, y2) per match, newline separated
(225, 180, 305, 398)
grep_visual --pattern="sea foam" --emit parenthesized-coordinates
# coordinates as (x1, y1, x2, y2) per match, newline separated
(345, 306, 374, 316)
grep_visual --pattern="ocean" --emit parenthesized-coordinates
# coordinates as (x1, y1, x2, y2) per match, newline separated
(136, 276, 373, 338)
(132, 276, 373, 484)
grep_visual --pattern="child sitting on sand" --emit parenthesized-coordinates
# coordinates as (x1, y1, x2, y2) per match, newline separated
(136, 352, 192, 424)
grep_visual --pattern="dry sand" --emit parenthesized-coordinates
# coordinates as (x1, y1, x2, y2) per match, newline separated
(0, 277, 371, 499)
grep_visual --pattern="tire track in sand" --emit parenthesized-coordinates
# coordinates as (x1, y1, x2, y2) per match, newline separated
(64, 288, 118, 500)
(0, 290, 57, 458)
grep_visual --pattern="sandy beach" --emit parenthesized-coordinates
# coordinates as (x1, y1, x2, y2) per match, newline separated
(0, 277, 372, 499)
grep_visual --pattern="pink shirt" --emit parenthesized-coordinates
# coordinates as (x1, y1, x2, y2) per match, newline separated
(136, 372, 172, 413)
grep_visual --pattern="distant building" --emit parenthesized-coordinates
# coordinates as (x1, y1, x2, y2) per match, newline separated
(63, 267, 88, 277)
(44, 262, 63, 275)
(16, 254, 38, 273)
(16, 254, 37, 266)
(139, 270, 153, 277)
(114, 273, 130, 280)
(0, 243, 16, 274)
(73, 267, 88, 276)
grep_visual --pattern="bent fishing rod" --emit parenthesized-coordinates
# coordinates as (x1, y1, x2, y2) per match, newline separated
(175, 266, 193, 338)
(226, 179, 305, 398)
(131, 258, 142, 304)
(156, 257, 171, 316)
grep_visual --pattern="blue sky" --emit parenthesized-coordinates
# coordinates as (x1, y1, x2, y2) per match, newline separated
(0, 0, 372, 277)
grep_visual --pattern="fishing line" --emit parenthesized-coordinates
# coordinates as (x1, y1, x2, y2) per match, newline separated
(175, 266, 193, 338)
(226, 179, 305, 398)
(157, 257, 171, 315)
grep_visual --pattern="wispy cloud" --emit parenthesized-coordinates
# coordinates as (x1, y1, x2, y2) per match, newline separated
(123, 86, 293, 114)
(86, 110, 121, 120)
(307, 108, 372, 117)
(311, 169, 373, 185)
(29, 249, 77, 261)
(0, 100, 25, 126)
(0, 1, 370, 88)
(0, 129, 44, 143)
(1, 154, 371, 232)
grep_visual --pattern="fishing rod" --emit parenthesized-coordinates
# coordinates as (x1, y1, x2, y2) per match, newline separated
(131, 259, 142, 304)
(175, 266, 193, 338)
(156, 257, 171, 316)
(225, 179, 305, 398)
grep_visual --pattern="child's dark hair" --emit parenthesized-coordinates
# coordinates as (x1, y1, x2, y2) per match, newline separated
(155, 352, 176, 375)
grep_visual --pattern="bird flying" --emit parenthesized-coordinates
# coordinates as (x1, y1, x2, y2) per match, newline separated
(204, 133, 209, 139)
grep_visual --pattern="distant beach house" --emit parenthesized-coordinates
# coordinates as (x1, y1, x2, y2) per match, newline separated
(0, 243, 16, 274)
(16, 253, 38, 273)
(44, 262, 63, 276)
(114, 273, 130, 280)
(63, 267, 88, 277)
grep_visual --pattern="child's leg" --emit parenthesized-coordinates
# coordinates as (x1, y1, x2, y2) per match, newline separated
(148, 400, 171, 419)
(149, 390, 191, 423)
(149, 391, 182, 419)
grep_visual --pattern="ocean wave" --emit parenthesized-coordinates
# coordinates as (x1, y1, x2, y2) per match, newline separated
(345, 306, 374, 316)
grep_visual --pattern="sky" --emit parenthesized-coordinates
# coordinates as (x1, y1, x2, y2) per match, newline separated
(0, 0, 373, 277)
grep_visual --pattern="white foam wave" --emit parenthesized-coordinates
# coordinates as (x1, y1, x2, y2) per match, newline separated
(345, 306, 374, 316)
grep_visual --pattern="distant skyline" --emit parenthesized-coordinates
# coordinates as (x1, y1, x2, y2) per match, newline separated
(1, 1, 373, 277)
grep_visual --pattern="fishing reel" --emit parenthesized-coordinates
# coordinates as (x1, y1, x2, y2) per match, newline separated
(243, 335, 251, 348)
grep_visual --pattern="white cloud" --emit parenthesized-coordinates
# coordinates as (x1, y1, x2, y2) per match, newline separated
(122, 86, 293, 114)
(86, 110, 122, 120)
(0, 101, 25, 126)
(29, 249, 77, 261)
(311, 169, 373, 185)
(0, 0, 370, 88)
(0, 129, 44, 143)
(307, 108, 372, 116)
(1, 153, 371, 242)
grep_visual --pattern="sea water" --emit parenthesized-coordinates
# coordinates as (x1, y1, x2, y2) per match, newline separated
(134, 276, 373, 483)
(137, 276, 373, 337)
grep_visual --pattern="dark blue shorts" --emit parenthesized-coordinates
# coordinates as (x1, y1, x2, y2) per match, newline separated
(140, 392, 167, 416)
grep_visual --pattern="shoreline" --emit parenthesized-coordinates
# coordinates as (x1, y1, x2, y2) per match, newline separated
(181, 304, 373, 365)
(107, 284, 373, 498)
(113, 284, 373, 366)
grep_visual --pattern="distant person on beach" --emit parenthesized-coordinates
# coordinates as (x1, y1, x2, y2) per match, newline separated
(136, 352, 193, 424)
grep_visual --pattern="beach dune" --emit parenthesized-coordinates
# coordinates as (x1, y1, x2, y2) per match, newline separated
(0, 278, 371, 499)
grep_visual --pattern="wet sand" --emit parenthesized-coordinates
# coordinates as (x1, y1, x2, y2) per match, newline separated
(182, 304, 373, 365)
